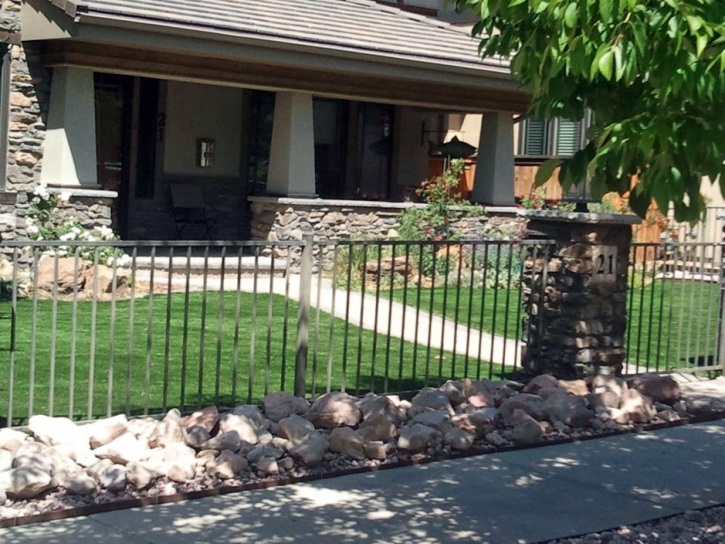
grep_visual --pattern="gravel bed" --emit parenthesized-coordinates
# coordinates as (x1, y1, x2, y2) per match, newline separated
(546, 506, 725, 544)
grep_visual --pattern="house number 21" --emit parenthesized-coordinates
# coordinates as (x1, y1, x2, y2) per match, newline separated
(596, 253, 615, 275)
(592, 246, 617, 280)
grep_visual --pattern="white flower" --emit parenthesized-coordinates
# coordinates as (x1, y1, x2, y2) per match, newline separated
(95, 225, 115, 240)
(27, 224, 39, 235)
(59, 192, 71, 202)
(72, 227, 82, 235)
(117, 254, 132, 267)
(26, 217, 34, 226)
(59, 232, 76, 241)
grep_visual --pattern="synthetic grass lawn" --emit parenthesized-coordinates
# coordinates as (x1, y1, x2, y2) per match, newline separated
(391, 280, 720, 372)
(0, 292, 506, 425)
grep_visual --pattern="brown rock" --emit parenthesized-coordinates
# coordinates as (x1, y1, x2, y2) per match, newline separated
(627, 374, 681, 405)
(307, 392, 361, 429)
(358, 413, 397, 442)
(36, 258, 87, 294)
(557, 380, 589, 396)
(522, 374, 558, 395)
(329, 427, 365, 460)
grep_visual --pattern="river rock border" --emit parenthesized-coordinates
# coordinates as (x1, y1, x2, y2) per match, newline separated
(0, 373, 718, 526)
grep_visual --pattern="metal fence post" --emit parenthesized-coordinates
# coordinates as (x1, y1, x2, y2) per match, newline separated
(295, 233, 313, 398)
(717, 239, 725, 371)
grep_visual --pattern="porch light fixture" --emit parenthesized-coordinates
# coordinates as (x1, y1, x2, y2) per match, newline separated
(437, 136, 476, 159)
(197, 138, 216, 169)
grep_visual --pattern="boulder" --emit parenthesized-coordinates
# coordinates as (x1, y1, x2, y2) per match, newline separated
(587, 391, 620, 409)
(543, 394, 593, 428)
(128, 418, 159, 441)
(36, 257, 86, 293)
(126, 462, 156, 490)
(592, 375, 628, 399)
(329, 427, 366, 460)
(288, 432, 330, 467)
(307, 392, 361, 429)
(185, 425, 212, 449)
(28, 415, 88, 448)
(439, 380, 466, 406)
(167, 462, 195, 483)
(485, 431, 508, 447)
(149, 415, 185, 449)
(397, 424, 440, 453)
(88, 415, 129, 449)
(0, 449, 13, 472)
(444, 428, 475, 451)
(83, 265, 128, 295)
(522, 374, 558, 395)
(357, 395, 405, 425)
(358, 413, 397, 442)
(88, 459, 115, 482)
(278, 415, 316, 442)
(499, 394, 546, 425)
(261, 392, 310, 423)
(0, 466, 55, 499)
(621, 389, 657, 424)
(0, 428, 28, 451)
(202, 431, 242, 453)
(410, 389, 453, 415)
(411, 411, 453, 434)
(256, 457, 279, 476)
(510, 419, 542, 445)
(467, 389, 495, 408)
(93, 433, 144, 465)
(219, 412, 260, 444)
(13, 448, 55, 475)
(364, 441, 387, 461)
(627, 374, 681, 405)
(183, 406, 220, 433)
(64, 474, 97, 496)
(557, 380, 589, 396)
(98, 464, 127, 491)
(195, 450, 219, 468)
(453, 408, 497, 437)
(208, 450, 248, 480)
(247, 445, 284, 465)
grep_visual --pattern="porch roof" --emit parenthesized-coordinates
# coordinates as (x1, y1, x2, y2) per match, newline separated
(43, 0, 504, 73)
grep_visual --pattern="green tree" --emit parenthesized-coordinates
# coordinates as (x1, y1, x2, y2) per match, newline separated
(453, 0, 725, 221)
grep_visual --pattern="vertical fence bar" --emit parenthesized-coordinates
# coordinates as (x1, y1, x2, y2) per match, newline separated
(197, 247, 210, 409)
(7, 247, 18, 427)
(68, 249, 81, 419)
(654, 244, 667, 372)
(704, 244, 717, 370)
(280, 249, 292, 391)
(464, 242, 477, 378)
(107, 252, 119, 417)
(425, 246, 438, 387)
(476, 243, 490, 381)
(144, 247, 156, 415)
(248, 247, 259, 404)
(180, 246, 192, 411)
(397, 244, 411, 391)
(326, 245, 339, 394)
(675, 245, 688, 369)
(125, 247, 137, 415)
(231, 248, 243, 405)
(370, 243, 383, 392)
(341, 243, 353, 393)
(48, 253, 59, 416)
(438, 244, 451, 385)
(488, 245, 502, 380)
(501, 245, 515, 378)
(625, 247, 638, 374)
(451, 245, 464, 379)
(694, 244, 708, 368)
(265, 249, 274, 398)
(311, 248, 323, 397)
(295, 234, 313, 398)
(537, 245, 550, 364)
(635, 250, 648, 369)
(162, 247, 174, 413)
(384, 243, 396, 393)
(645, 244, 658, 370)
(87, 248, 99, 419)
(216, 247, 227, 404)
(412, 244, 424, 383)
(718, 241, 725, 370)
(513, 244, 525, 373)
(355, 244, 368, 396)
(28, 248, 39, 419)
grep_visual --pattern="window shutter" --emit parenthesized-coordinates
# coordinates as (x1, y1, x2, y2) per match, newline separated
(555, 119, 583, 156)
(522, 118, 548, 156)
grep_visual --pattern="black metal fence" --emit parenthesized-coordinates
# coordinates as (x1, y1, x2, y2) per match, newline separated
(625, 241, 725, 375)
(0, 238, 554, 426)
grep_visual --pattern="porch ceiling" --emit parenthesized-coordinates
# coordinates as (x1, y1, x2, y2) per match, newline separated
(25, 0, 530, 113)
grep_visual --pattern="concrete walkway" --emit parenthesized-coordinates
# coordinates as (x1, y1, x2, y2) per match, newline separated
(135, 271, 521, 367)
(3, 419, 725, 544)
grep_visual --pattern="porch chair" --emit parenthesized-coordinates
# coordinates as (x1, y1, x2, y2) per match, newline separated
(169, 183, 217, 239)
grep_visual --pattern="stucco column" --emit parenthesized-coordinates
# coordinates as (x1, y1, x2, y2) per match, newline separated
(267, 91, 316, 197)
(40, 67, 98, 187)
(471, 112, 515, 206)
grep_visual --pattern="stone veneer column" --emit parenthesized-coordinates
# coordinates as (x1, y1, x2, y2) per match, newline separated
(471, 112, 515, 206)
(40, 66, 98, 187)
(522, 211, 641, 379)
(267, 92, 316, 197)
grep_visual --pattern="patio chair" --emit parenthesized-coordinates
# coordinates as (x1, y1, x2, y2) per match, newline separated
(169, 183, 217, 239)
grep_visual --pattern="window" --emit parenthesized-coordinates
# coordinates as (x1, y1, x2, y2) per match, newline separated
(0, 44, 10, 191)
(518, 113, 591, 159)
(247, 90, 275, 195)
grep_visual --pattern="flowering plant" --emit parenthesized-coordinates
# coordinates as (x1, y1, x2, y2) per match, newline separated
(27, 183, 129, 266)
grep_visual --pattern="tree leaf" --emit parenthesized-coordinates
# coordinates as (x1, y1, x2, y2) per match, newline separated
(535, 159, 561, 187)
(598, 49, 614, 80)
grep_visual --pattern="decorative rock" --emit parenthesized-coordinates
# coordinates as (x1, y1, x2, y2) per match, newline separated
(279, 415, 316, 442)
(358, 413, 397, 442)
(467, 389, 495, 408)
(88, 415, 129, 449)
(411, 411, 453, 434)
(88, 459, 114, 482)
(557, 379, 589, 396)
(357, 395, 405, 425)
(588, 391, 620, 409)
(128, 418, 159, 441)
(659, 409, 680, 423)
(64, 474, 97, 496)
(0, 466, 54, 499)
(195, 450, 219, 468)
(256, 457, 279, 476)
(510, 419, 542, 445)
(307, 392, 362, 429)
(183, 406, 220, 433)
(410, 389, 453, 415)
(499, 394, 546, 424)
(208, 450, 248, 480)
(621, 389, 657, 424)
(28, 415, 87, 448)
(444, 428, 475, 451)
(439, 380, 466, 406)
(542, 394, 593, 428)
(126, 462, 156, 490)
(485, 431, 508, 447)
(98, 464, 127, 491)
(246, 445, 284, 465)
(553, 421, 571, 434)
(13, 448, 55, 475)
(0, 428, 28, 450)
(93, 433, 144, 465)
(202, 431, 242, 453)
(149, 416, 185, 448)
(329, 427, 365, 460)
(364, 441, 387, 461)
(261, 392, 309, 423)
(627, 374, 682, 405)
(167, 462, 195, 483)
(288, 432, 330, 467)
(522, 374, 558, 395)
(397, 424, 440, 453)
(0, 449, 13, 472)
(592, 375, 628, 399)
(185, 425, 212, 449)
(219, 413, 260, 444)
(279, 457, 295, 470)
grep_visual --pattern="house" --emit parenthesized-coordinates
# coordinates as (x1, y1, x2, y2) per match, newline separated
(1, 0, 532, 243)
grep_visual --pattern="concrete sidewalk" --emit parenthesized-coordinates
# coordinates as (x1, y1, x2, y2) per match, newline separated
(3, 420, 725, 544)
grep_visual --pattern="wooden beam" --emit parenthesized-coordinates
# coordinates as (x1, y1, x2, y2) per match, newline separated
(38, 41, 529, 113)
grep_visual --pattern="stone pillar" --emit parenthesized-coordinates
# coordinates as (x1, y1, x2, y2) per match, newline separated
(267, 91, 316, 197)
(522, 211, 641, 379)
(471, 112, 515, 206)
(40, 67, 98, 187)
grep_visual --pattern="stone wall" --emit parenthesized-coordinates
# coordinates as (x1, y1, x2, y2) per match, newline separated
(0, 1, 115, 243)
(521, 212, 638, 379)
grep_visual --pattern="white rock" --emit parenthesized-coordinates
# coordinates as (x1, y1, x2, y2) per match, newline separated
(207, 450, 248, 480)
(87, 415, 129, 449)
(64, 474, 97, 496)
(98, 464, 127, 491)
(202, 431, 242, 453)
(93, 433, 144, 465)
(13, 448, 55, 475)
(0, 466, 55, 499)
(149, 417, 185, 449)
(279, 457, 295, 470)
(278, 415, 316, 442)
(261, 392, 310, 423)
(128, 418, 159, 441)
(185, 425, 212, 449)
(0, 428, 28, 450)
(358, 413, 397, 442)
(219, 413, 259, 444)
(357, 395, 405, 425)
(88, 459, 114, 482)
(126, 462, 156, 490)
(183, 406, 219, 433)
(167, 462, 195, 483)
(28, 415, 88, 448)
(307, 392, 362, 429)
(0, 449, 13, 472)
